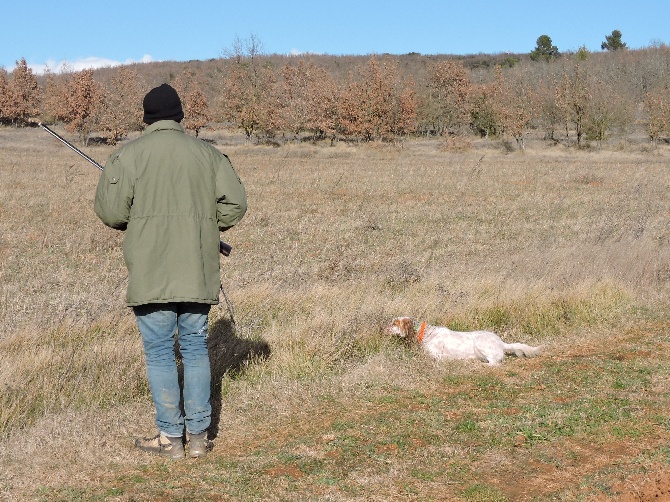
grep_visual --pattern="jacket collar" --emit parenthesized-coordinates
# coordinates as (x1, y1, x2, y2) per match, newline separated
(144, 120, 185, 135)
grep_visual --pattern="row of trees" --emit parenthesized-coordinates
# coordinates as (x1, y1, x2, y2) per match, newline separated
(0, 59, 211, 144)
(2, 41, 670, 148)
(0, 55, 417, 145)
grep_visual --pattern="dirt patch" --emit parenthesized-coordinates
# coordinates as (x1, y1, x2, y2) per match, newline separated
(266, 464, 305, 478)
(593, 468, 670, 501)
(475, 439, 648, 500)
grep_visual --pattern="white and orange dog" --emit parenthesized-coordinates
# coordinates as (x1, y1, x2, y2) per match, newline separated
(386, 317, 543, 366)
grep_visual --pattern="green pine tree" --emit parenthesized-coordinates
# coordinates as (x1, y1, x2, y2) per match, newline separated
(530, 35, 560, 62)
(601, 30, 627, 51)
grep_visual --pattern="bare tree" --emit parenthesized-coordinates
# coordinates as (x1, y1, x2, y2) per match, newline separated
(555, 63, 590, 146)
(534, 77, 564, 141)
(583, 76, 634, 146)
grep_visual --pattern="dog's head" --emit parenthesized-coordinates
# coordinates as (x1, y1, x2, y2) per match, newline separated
(385, 317, 417, 342)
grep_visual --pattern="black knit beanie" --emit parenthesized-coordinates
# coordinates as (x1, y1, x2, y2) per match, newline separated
(143, 83, 184, 124)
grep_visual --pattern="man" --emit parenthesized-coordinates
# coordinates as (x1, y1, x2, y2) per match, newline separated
(94, 83, 247, 459)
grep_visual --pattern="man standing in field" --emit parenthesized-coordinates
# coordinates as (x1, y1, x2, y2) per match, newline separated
(94, 83, 247, 459)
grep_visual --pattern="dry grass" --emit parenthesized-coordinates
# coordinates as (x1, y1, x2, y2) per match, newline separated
(3, 126, 670, 500)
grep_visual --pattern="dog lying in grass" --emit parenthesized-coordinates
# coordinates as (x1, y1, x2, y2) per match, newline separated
(386, 317, 543, 366)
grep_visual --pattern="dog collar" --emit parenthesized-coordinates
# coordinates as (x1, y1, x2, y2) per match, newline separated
(417, 321, 427, 343)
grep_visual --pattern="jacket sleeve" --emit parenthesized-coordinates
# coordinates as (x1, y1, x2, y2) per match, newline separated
(216, 153, 247, 231)
(94, 152, 134, 230)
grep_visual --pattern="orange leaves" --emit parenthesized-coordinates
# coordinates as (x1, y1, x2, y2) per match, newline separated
(6, 52, 648, 149)
(219, 55, 417, 143)
(493, 67, 539, 148)
(174, 70, 210, 138)
(61, 69, 103, 144)
(426, 59, 473, 134)
(338, 56, 416, 142)
(220, 57, 277, 141)
(16, 65, 104, 143)
(644, 89, 670, 143)
(182, 88, 209, 137)
(97, 67, 144, 144)
(0, 70, 8, 120)
(1, 58, 40, 125)
(278, 59, 338, 139)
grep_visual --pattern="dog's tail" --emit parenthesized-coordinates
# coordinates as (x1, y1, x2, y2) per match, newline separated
(504, 343, 543, 359)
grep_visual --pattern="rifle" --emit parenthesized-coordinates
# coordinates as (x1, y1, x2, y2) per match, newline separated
(38, 122, 232, 256)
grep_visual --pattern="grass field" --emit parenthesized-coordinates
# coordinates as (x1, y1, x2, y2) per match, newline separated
(3, 125, 670, 500)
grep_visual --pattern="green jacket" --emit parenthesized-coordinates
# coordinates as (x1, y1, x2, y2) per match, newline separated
(94, 120, 247, 306)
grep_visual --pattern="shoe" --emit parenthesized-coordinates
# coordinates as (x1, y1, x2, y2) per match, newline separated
(135, 433, 184, 460)
(187, 431, 210, 458)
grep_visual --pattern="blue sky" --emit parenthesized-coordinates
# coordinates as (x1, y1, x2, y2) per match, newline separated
(2, 0, 669, 74)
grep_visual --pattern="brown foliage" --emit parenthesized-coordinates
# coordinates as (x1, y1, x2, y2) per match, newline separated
(422, 59, 473, 135)
(1, 58, 40, 125)
(61, 69, 104, 145)
(338, 56, 416, 142)
(5, 47, 670, 146)
(42, 70, 66, 124)
(218, 41, 279, 141)
(308, 71, 340, 141)
(183, 88, 209, 137)
(278, 59, 339, 140)
(97, 67, 145, 144)
(494, 67, 539, 149)
(644, 87, 670, 143)
(553, 61, 635, 146)
(174, 70, 210, 137)
(279, 60, 313, 136)
(0, 70, 8, 121)
(394, 78, 418, 139)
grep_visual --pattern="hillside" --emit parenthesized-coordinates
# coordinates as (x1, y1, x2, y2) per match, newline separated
(4, 45, 670, 149)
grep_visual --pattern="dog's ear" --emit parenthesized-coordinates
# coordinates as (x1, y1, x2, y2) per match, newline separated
(397, 317, 416, 340)
(386, 318, 402, 337)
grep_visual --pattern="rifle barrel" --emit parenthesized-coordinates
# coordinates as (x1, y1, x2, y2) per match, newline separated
(38, 122, 104, 170)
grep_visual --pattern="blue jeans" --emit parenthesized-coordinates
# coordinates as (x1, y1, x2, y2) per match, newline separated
(133, 302, 211, 437)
